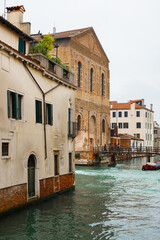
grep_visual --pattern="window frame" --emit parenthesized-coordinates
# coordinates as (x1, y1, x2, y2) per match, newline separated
(35, 99, 42, 124)
(136, 122, 141, 128)
(124, 111, 128, 117)
(7, 90, 24, 120)
(1, 140, 10, 159)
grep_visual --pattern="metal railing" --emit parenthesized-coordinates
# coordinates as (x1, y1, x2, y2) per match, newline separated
(93, 146, 160, 155)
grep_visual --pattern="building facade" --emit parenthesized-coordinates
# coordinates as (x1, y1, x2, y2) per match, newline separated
(153, 121, 160, 148)
(33, 28, 110, 164)
(110, 99, 154, 147)
(0, 6, 76, 215)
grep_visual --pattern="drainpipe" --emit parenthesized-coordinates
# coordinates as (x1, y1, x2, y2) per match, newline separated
(23, 62, 60, 159)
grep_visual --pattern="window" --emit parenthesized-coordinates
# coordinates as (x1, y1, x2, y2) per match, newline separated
(136, 111, 140, 117)
(36, 100, 42, 123)
(68, 108, 73, 135)
(154, 130, 157, 134)
(124, 111, 128, 117)
(7, 90, 23, 120)
(77, 62, 81, 87)
(54, 154, 59, 176)
(123, 123, 129, 128)
(145, 112, 147, 118)
(69, 152, 72, 173)
(136, 122, 141, 128)
(45, 103, 53, 125)
(118, 112, 122, 117)
(137, 134, 140, 138)
(118, 123, 122, 128)
(48, 61, 55, 73)
(102, 119, 105, 132)
(112, 112, 116, 118)
(90, 68, 93, 92)
(18, 38, 26, 54)
(101, 73, 104, 96)
(112, 123, 117, 129)
(2, 142, 9, 156)
(77, 115, 81, 131)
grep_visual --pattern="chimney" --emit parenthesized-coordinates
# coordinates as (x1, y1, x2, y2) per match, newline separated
(150, 104, 153, 111)
(53, 27, 56, 34)
(6, 6, 31, 35)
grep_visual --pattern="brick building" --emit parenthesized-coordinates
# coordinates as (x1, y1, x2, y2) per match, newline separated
(32, 28, 110, 164)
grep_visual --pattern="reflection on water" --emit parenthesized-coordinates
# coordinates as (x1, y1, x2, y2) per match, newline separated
(0, 157, 160, 240)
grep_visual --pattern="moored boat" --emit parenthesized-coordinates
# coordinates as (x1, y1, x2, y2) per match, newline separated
(142, 161, 160, 171)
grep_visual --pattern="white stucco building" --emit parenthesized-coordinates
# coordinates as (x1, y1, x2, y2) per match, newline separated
(0, 6, 76, 215)
(110, 99, 154, 147)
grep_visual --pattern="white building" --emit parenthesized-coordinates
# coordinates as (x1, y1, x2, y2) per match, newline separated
(0, 6, 76, 215)
(153, 121, 160, 148)
(110, 99, 154, 147)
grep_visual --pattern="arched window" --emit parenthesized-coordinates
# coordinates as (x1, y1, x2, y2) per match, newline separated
(102, 119, 105, 132)
(77, 115, 81, 131)
(28, 155, 35, 198)
(101, 73, 104, 96)
(77, 62, 81, 87)
(90, 68, 93, 92)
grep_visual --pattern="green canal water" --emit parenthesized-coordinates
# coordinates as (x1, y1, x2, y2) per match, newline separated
(0, 157, 160, 240)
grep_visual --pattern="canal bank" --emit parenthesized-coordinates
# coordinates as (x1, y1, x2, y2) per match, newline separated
(0, 156, 160, 240)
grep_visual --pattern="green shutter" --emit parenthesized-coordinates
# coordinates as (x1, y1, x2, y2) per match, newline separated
(7, 90, 10, 118)
(50, 104, 53, 125)
(15, 93, 18, 119)
(18, 94, 22, 120)
(44, 103, 47, 124)
(23, 40, 26, 54)
(68, 108, 71, 134)
(36, 100, 42, 123)
(12, 92, 17, 119)
(19, 38, 24, 53)
(47, 104, 53, 125)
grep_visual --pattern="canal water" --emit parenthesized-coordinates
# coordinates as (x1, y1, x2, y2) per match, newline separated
(0, 157, 160, 240)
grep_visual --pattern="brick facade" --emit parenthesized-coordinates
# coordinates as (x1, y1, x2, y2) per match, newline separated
(0, 184, 27, 213)
(0, 173, 75, 215)
(51, 28, 110, 162)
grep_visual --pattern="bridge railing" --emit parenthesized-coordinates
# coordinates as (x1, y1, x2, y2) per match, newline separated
(93, 146, 160, 155)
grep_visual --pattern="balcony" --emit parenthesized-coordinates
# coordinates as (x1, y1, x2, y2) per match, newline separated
(29, 53, 74, 85)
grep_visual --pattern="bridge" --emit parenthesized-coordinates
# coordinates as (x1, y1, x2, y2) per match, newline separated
(93, 146, 160, 165)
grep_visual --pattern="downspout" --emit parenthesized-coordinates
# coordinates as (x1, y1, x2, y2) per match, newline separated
(23, 62, 60, 159)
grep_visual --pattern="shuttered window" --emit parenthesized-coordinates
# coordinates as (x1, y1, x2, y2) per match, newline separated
(45, 103, 53, 125)
(35, 100, 42, 123)
(18, 38, 26, 54)
(7, 90, 23, 120)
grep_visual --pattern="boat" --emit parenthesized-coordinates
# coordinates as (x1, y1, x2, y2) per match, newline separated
(142, 161, 160, 171)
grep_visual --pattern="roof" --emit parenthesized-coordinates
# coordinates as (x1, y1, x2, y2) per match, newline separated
(31, 27, 110, 62)
(0, 16, 33, 41)
(31, 27, 92, 42)
(52, 27, 92, 39)
(6, 5, 25, 13)
(110, 99, 153, 112)
(113, 134, 144, 141)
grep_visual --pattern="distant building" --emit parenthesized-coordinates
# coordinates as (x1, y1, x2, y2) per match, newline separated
(153, 121, 160, 148)
(111, 134, 144, 148)
(0, 6, 76, 215)
(32, 27, 110, 164)
(110, 99, 154, 147)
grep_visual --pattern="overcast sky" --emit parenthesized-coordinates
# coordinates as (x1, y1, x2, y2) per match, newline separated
(1, 0, 160, 122)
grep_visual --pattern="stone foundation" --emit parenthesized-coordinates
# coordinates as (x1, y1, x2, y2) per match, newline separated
(0, 173, 75, 215)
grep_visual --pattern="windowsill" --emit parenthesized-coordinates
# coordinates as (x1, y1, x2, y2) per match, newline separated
(1, 156, 11, 160)
(9, 118, 25, 122)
